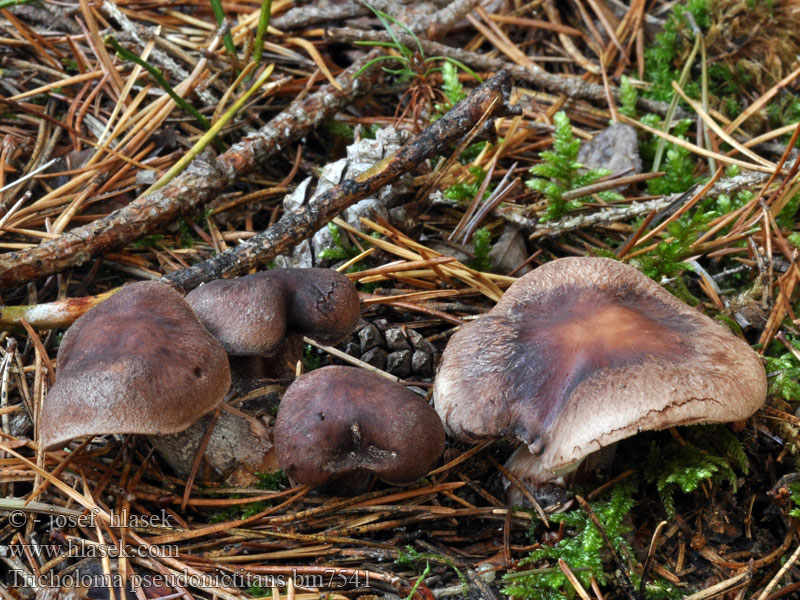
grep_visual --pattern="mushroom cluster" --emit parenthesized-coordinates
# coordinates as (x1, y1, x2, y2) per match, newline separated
(40, 256, 767, 502)
(40, 268, 446, 491)
(433, 257, 767, 496)
(40, 269, 363, 480)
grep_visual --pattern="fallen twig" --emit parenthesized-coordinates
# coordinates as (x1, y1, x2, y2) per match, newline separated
(0, 288, 118, 331)
(0, 49, 385, 290)
(529, 171, 771, 239)
(327, 27, 682, 118)
(164, 70, 520, 293)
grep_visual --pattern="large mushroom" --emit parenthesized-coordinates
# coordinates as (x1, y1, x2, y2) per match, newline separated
(186, 268, 360, 377)
(274, 366, 445, 492)
(433, 257, 767, 497)
(40, 281, 231, 449)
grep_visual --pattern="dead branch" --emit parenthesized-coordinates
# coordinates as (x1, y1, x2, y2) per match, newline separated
(164, 70, 520, 293)
(408, 0, 489, 38)
(272, 0, 390, 30)
(0, 51, 385, 291)
(529, 171, 771, 239)
(327, 27, 683, 118)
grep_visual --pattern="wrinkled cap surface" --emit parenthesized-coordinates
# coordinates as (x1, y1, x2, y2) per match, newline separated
(41, 281, 231, 449)
(186, 268, 360, 355)
(434, 257, 767, 483)
(274, 366, 445, 487)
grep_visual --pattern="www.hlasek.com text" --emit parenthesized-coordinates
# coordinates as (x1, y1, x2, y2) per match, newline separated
(1, 540, 178, 560)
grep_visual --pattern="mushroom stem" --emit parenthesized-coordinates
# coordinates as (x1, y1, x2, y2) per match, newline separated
(504, 442, 619, 506)
(503, 445, 578, 507)
(229, 335, 304, 381)
(148, 406, 276, 486)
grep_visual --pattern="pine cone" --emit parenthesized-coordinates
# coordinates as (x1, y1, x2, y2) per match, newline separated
(347, 320, 436, 379)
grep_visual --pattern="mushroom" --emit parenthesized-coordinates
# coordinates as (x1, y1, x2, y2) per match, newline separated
(274, 366, 445, 491)
(433, 257, 767, 498)
(185, 268, 360, 377)
(40, 281, 231, 449)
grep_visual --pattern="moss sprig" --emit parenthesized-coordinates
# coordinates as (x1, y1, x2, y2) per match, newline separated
(527, 112, 623, 222)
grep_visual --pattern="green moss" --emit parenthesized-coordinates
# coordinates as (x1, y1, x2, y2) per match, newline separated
(404, 562, 431, 600)
(240, 501, 269, 518)
(503, 482, 635, 600)
(643, 0, 709, 102)
(619, 76, 638, 118)
(318, 222, 359, 261)
(178, 220, 195, 248)
(61, 58, 80, 73)
(632, 144, 756, 284)
(527, 112, 622, 222)
(132, 234, 165, 248)
(470, 226, 492, 272)
(210, 497, 272, 523)
(776, 192, 800, 230)
(246, 585, 269, 597)
(642, 426, 748, 517)
(303, 344, 323, 371)
(789, 483, 800, 518)
(647, 144, 698, 197)
(362, 123, 381, 139)
(632, 211, 707, 282)
(256, 470, 287, 490)
(444, 165, 488, 203)
(639, 115, 698, 197)
(764, 337, 800, 400)
(433, 60, 466, 116)
(322, 119, 355, 141)
(459, 141, 488, 163)
(397, 546, 468, 595)
(767, 93, 800, 132)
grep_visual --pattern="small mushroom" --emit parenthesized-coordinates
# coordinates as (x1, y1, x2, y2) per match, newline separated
(433, 257, 767, 496)
(40, 281, 231, 449)
(186, 268, 360, 377)
(274, 366, 445, 491)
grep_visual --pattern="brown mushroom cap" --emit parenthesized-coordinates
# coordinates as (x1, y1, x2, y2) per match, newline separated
(434, 257, 767, 484)
(185, 268, 360, 355)
(41, 281, 231, 449)
(274, 366, 445, 488)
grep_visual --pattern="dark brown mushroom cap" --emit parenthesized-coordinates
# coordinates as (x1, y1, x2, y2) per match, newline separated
(274, 366, 445, 487)
(185, 268, 360, 355)
(185, 274, 288, 356)
(41, 281, 231, 449)
(434, 257, 767, 483)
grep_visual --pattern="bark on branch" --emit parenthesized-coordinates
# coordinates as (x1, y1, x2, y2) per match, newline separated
(0, 50, 385, 291)
(0, 0, 488, 292)
(327, 27, 683, 118)
(164, 70, 520, 294)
